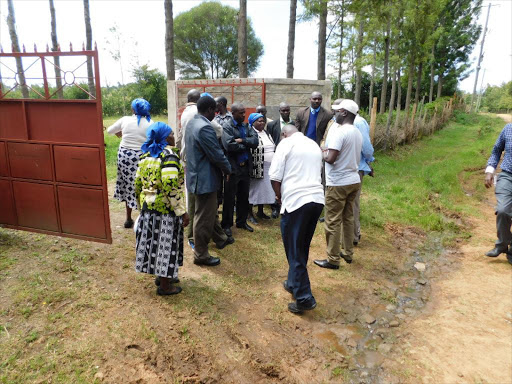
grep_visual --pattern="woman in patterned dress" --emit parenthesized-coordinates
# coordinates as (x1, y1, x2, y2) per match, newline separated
(248, 113, 276, 223)
(134, 122, 189, 295)
(107, 98, 153, 228)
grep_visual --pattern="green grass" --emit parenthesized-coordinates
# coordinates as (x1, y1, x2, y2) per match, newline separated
(103, 114, 169, 180)
(361, 111, 504, 232)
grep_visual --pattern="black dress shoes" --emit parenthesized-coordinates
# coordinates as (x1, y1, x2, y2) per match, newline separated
(193, 256, 221, 266)
(223, 227, 232, 237)
(485, 247, 506, 257)
(340, 252, 353, 264)
(288, 300, 317, 314)
(283, 280, 293, 295)
(314, 259, 339, 269)
(236, 222, 254, 232)
(248, 215, 258, 225)
(257, 212, 271, 220)
(216, 236, 235, 249)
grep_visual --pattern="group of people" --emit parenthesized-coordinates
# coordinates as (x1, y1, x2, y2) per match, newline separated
(107, 90, 375, 312)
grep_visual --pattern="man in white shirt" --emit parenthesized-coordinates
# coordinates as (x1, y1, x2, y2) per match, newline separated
(269, 124, 325, 314)
(314, 99, 362, 269)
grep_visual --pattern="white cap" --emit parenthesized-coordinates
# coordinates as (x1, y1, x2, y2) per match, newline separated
(332, 99, 358, 115)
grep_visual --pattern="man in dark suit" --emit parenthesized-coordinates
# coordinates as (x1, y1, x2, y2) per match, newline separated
(185, 96, 233, 266)
(221, 102, 259, 236)
(295, 91, 333, 146)
(267, 102, 293, 146)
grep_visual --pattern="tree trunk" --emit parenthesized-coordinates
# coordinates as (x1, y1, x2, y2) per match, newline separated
(164, 0, 175, 80)
(83, 0, 96, 98)
(369, 38, 377, 112)
(394, 70, 402, 131)
(379, 19, 391, 114)
(428, 45, 435, 103)
(337, 0, 344, 98)
(317, 0, 327, 80)
(7, 0, 28, 98)
(385, 69, 397, 150)
(238, 0, 248, 78)
(437, 64, 444, 99)
(49, 0, 63, 98)
(354, 19, 364, 106)
(414, 61, 423, 105)
(404, 51, 415, 124)
(286, 0, 297, 78)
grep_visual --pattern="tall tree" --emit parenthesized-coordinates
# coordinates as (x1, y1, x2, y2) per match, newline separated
(6, 0, 28, 98)
(238, 0, 248, 78)
(379, 18, 391, 113)
(164, 0, 175, 80)
(354, 19, 365, 106)
(49, 0, 63, 98)
(317, 0, 328, 80)
(286, 0, 297, 78)
(83, 0, 96, 98)
(174, 3, 263, 79)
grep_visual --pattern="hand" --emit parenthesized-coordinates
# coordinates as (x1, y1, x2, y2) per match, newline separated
(182, 213, 190, 227)
(485, 173, 494, 189)
(275, 194, 281, 204)
(235, 138, 243, 143)
(115, 132, 122, 138)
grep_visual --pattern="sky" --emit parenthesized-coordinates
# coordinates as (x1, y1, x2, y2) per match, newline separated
(0, 0, 510, 94)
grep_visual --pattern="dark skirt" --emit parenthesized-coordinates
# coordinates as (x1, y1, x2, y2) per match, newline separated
(114, 146, 142, 209)
(135, 210, 184, 278)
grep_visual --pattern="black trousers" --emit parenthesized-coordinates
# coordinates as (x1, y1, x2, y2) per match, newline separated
(221, 168, 250, 228)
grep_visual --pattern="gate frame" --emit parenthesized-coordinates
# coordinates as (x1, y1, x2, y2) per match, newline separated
(0, 48, 112, 244)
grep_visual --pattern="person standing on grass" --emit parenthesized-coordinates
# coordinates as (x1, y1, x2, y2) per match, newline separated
(185, 96, 233, 267)
(269, 124, 324, 314)
(314, 100, 362, 269)
(221, 102, 259, 236)
(484, 122, 512, 265)
(107, 98, 153, 229)
(134, 122, 189, 295)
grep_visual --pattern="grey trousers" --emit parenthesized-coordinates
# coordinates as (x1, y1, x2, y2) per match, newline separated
(193, 191, 227, 260)
(353, 171, 364, 242)
(495, 171, 512, 250)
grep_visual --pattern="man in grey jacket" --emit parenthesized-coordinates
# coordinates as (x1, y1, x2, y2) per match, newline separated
(185, 96, 232, 266)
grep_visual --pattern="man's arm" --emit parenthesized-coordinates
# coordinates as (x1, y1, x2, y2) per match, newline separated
(199, 125, 232, 175)
(244, 124, 259, 149)
(323, 148, 340, 164)
(294, 109, 303, 130)
(271, 180, 282, 204)
(222, 123, 247, 153)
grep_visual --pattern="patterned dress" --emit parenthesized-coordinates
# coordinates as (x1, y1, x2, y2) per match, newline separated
(134, 146, 186, 278)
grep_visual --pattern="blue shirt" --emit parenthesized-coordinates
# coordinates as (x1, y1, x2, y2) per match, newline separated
(306, 109, 319, 141)
(354, 115, 375, 175)
(488, 123, 512, 174)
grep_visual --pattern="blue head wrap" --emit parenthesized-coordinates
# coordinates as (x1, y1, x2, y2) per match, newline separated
(141, 122, 172, 158)
(131, 98, 151, 125)
(248, 113, 264, 127)
(201, 92, 213, 98)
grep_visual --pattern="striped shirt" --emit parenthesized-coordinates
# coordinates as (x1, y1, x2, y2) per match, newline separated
(487, 123, 512, 174)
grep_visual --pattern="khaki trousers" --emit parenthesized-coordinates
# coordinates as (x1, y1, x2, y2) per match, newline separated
(193, 191, 227, 260)
(324, 183, 361, 265)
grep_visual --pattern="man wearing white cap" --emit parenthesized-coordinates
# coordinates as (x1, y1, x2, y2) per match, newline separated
(314, 99, 363, 269)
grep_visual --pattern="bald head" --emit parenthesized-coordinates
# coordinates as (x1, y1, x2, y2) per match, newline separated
(281, 124, 298, 139)
(310, 91, 322, 109)
(187, 89, 201, 103)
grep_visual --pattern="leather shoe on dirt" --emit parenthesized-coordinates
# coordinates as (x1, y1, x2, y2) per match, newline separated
(288, 300, 317, 314)
(314, 259, 339, 269)
(223, 227, 232, 237)
(193, 256, 221, 266)
(340, 252, 353, 264)
(236, 222, 254, 232)
(248, 215, 258, 225)
(216, 237, 235, 249)
(485, 247, 506, 257)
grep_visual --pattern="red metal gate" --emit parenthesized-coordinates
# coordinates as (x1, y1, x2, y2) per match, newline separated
(0, 47, 111, 243)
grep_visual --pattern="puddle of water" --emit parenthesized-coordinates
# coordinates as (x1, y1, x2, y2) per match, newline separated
(314, 330, 348, 355)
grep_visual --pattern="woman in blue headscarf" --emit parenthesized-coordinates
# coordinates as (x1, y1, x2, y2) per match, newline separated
(247, 112, 276, 224)
(134, 122, 189, 295)
(107, 98, 153, 228)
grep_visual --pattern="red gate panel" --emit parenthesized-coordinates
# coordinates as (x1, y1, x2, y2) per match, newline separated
(0, 49, 112, 243)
